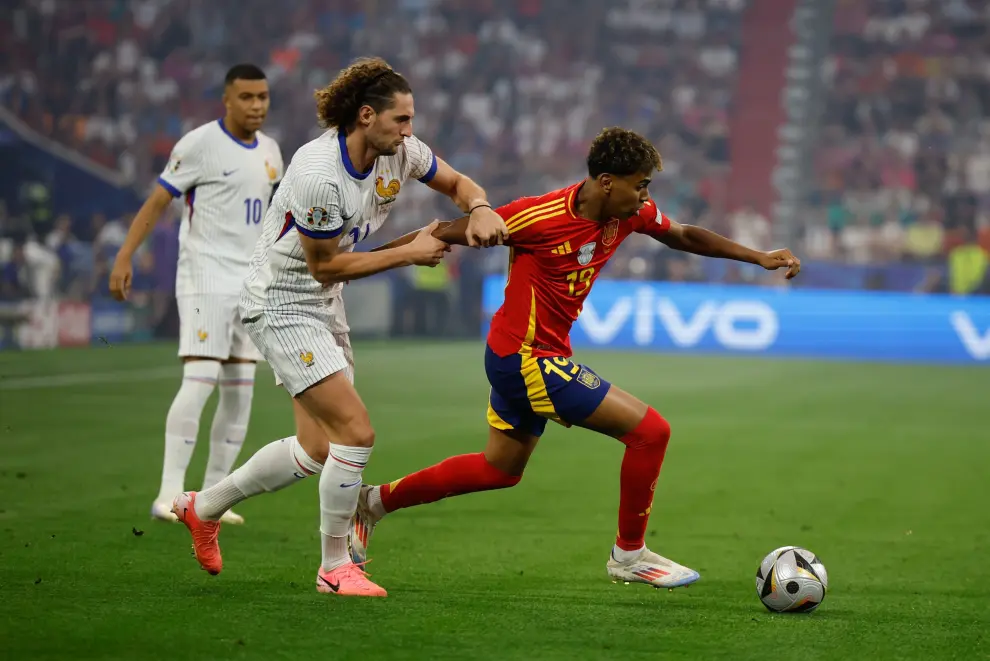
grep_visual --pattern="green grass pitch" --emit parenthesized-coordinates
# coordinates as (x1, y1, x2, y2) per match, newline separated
(1, 342, 988, 660)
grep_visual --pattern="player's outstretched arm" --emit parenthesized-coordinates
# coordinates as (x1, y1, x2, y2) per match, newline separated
(109, 183, 175, 301)
(425, 159, 507, 248)
(659, 219, 801, 279)
(301, 221, 451, 285)
(370, 216, 472, 253)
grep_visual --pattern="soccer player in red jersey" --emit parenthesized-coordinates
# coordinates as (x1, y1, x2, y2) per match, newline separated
(352, 127, 801, 588)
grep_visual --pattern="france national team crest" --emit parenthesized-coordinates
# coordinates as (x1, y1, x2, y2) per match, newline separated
(375, 176, 400, 205)
(578, 242, 596, 266)
(602, 218, 620, 247)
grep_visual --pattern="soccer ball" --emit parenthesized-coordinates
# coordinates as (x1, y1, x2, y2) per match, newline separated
(755, 546, 828, 613)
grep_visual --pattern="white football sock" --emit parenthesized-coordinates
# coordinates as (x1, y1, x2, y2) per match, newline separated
(321, 536, 350, 572)
(202, 363, 256, 489)
(612, 544, 646, 563)
(156, 360, 220, 503)
(320, 443, 372, 571)
(195, 435, 323, 520)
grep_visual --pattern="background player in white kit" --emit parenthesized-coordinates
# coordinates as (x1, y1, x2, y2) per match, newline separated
(172, 57, 507, 597)
(109, 64, 283, 525)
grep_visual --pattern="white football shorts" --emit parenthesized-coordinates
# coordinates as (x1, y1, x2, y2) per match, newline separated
(240, 296, 354, 396)
(177, 294, 263, 361)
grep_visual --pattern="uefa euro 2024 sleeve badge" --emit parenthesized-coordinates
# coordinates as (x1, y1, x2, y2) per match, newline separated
(306, 207, 329, 229)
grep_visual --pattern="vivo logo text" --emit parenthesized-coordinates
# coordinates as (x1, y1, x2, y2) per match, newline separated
(579, 288, 779, 351)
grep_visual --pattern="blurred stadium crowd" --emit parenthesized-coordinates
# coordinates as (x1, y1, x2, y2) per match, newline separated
(1, 0, 988, 322)
(809, 0, 990, 290)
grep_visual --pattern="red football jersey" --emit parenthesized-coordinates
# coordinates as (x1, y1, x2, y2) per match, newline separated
(487, 181, 671, 358)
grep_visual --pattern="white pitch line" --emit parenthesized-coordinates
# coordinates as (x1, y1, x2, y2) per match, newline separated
(0, 363, 275, 391)
(0, 366, 179, 390)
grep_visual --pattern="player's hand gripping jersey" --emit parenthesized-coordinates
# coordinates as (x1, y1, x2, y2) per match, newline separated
(484, 182, 671, 437)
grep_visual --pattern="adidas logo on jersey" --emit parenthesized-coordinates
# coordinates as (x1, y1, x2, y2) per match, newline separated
(551, 241, 573, 256)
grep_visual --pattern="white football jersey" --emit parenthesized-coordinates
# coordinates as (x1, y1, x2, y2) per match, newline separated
(158, 119, 283, 296)
(241, 128, 437, 313)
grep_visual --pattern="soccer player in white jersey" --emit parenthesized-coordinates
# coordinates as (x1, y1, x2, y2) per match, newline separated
(171, 57, 507, 597)
(109, 64, 283, 526)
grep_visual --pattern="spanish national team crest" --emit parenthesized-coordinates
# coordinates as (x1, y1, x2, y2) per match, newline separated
(577, 242, 596, 266)
(306, 207, 329, 228)
(577, 367, 601, 389)
(299, 351, 315, 368)
(602, 218, 620, 247)
(375, 176, 400, 204)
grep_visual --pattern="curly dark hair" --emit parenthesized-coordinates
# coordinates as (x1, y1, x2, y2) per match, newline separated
(314, 57, 412, 130)
(586, 127, 663, 178)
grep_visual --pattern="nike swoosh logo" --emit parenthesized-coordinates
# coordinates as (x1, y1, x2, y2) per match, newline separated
(340, 479, 362, 488)
(223, 169, 238, 176)
(318, 574, 341, 592)
(342, 212, 355, 221)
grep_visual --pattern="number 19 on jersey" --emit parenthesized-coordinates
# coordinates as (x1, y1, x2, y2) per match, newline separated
(566, 267, 595, 296)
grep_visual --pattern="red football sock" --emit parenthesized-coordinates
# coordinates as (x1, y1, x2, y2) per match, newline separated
(615, 407, 671, 552)
(380, 452, 521, 513)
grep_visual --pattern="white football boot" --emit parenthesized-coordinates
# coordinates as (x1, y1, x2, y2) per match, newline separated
(152, 500, 243, 524)
(219, 509, 245, 525)
(151, 500, 179, 522)
(348, 485, 381, 565)
(606, 547, 701, 589)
